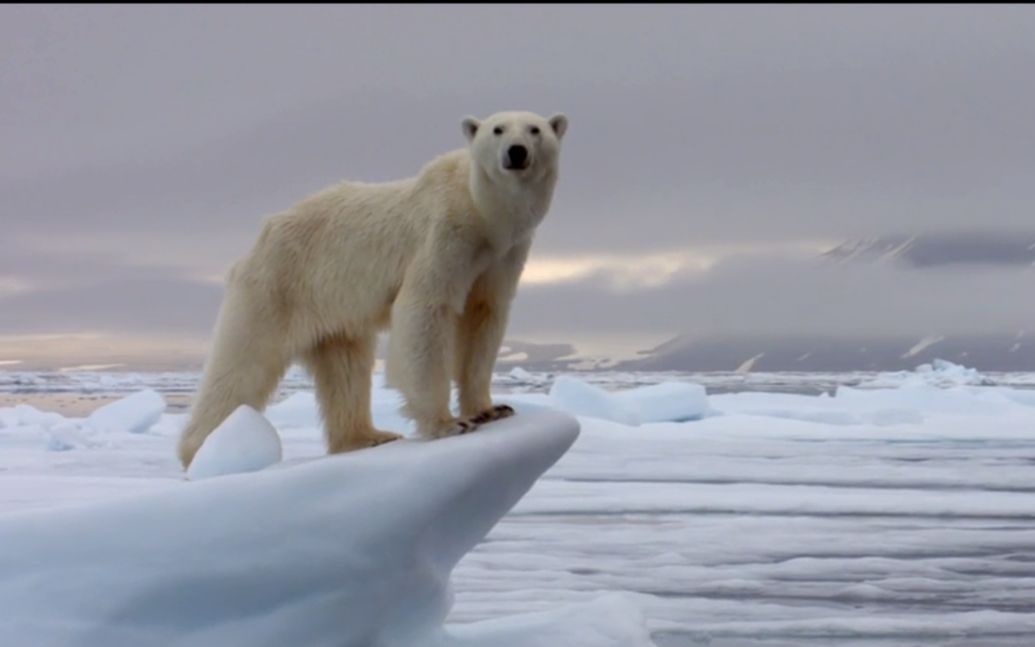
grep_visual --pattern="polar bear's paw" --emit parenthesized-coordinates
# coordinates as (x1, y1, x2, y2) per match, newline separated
(424, 406, 515, 439)
(467, 404, 516, 426)
(333, 429, 403, 453)
(456, 419, 479, 435)
(423, 419, 477, 439)
(365, 430, 404, 447)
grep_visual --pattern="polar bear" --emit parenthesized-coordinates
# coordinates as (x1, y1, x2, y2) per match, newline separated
(177, 111, 568, 468)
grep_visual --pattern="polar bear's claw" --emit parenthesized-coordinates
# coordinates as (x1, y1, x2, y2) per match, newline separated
(493, 404, 516, 419)
(367, 431, 403, 447)
(466, 404, 516, 426)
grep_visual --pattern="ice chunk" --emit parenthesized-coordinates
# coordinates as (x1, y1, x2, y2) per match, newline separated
(548, 376, 709, 425)
(509, 366, 533, 380)
(614, 382, 710, 423)
(44, 423, 92, 452)
(86, 389, 165, 434)
(187, 405, 283, 480)
(549, 376, 640, 425)
(0, 406, 598, 647)
(0, 403, 66, 430)
(862, 359, 996, 389)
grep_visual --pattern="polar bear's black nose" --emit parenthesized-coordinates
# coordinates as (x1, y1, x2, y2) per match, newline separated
(507, 145, 528, 168)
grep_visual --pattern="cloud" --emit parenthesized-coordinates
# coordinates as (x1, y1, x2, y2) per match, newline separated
(520, 240, 833, 290)
(0, 276, 223, 336)
(6, 5, 1035, 253)
(508, 252, 1035, 341)
(4, 5, 1035, 364)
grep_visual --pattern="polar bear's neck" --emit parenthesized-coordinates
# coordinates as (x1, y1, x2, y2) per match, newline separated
(468, 159, 556, 253)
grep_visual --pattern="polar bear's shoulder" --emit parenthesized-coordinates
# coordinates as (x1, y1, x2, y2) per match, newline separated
(404, 149, 478, 222)
(415, 148, 470, 186)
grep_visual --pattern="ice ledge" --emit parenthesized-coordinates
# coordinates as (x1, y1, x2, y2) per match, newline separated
(0, 405, 589, 647)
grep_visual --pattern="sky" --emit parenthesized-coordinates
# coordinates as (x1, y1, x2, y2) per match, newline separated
(3, 5, 1035, 369)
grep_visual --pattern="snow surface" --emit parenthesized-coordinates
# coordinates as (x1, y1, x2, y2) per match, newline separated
(0, 406, 617, 647)
(186, 404, 282, 480)
(3, 364, 1035, 645)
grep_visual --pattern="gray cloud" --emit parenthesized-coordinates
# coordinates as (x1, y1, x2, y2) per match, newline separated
(0, 276, 222, 336)
(508, 254, 1035, 341)
(4, 5, 1035, 364)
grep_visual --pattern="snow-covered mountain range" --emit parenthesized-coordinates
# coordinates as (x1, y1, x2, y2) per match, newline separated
(821, 231, 1035, 268)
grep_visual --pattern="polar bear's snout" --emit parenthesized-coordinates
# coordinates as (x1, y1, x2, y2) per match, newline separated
(504, 144, 529, 171)
(463, 111, 566, 179)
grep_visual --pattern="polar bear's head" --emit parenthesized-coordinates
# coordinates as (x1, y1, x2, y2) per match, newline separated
(461, 111, 567, 182)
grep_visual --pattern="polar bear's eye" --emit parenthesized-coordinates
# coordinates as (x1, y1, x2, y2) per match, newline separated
(493, 126, 504, 136)
(530, 126, 541, 135)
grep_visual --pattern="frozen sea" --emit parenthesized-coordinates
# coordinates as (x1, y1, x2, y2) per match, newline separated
(3, 363, 1035, 645)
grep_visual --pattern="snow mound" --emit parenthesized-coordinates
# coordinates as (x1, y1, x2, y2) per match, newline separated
(44, 422, 94, 452)
(508, 366, 534, 380)
(0, 403, 66, 429)
(86, 389, 165, 434)
(186, 405, 282, 480)
(548, 376, 708, 424)
(0, 406, 652, 647)
(862, 359, 996, 389)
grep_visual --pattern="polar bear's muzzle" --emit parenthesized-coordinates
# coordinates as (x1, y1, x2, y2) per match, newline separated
(503, 144, 531, 171)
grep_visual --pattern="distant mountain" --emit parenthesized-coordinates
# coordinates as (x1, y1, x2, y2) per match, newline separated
(495, 340, 578, 367)
(618, 332, 1034, 372)
(822, 232, 1035, 268)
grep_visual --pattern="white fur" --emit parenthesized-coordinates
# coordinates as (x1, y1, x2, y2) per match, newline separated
(178, 111, 567, 468)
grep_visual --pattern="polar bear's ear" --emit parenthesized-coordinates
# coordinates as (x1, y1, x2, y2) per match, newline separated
(548, 114, 568, 140)
(461, 116, 481, 142)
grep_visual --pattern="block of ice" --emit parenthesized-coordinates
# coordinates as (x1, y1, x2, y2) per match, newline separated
(186, 405, 283, 480)
(614, 382, 710, 423)
(862, 359, 996, 389)
(44, 422, 92, 452)
(86, 389, 166, 434)
(548, 376, 709, 425)
(509, 366, 533, 380)
(0, 406, 611, 647)
(549, 376, 640, 425)
(0, 403, 66, 430)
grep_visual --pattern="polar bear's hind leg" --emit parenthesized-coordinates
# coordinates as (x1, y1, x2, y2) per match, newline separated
(305, 332, 402, 453)
(178, 295, 291, 468)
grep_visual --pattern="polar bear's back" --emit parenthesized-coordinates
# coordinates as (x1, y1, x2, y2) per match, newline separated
(228, 150, 472, 338)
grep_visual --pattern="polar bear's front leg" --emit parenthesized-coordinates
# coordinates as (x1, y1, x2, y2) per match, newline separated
(455, 242, 530, 421)
(387, 224, 499, 440)
(387, 271, 467, 440)
(455, 299, 509, 418)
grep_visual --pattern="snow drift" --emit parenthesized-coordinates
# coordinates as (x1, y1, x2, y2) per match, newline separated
(86, 388, 165, 434)
(548, 376, 709, 424)
(0, 405, 652, 646)
(186, 404, 282, 480)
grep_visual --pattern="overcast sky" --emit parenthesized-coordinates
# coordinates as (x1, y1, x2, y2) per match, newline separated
(3, 5, 1035, 368)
